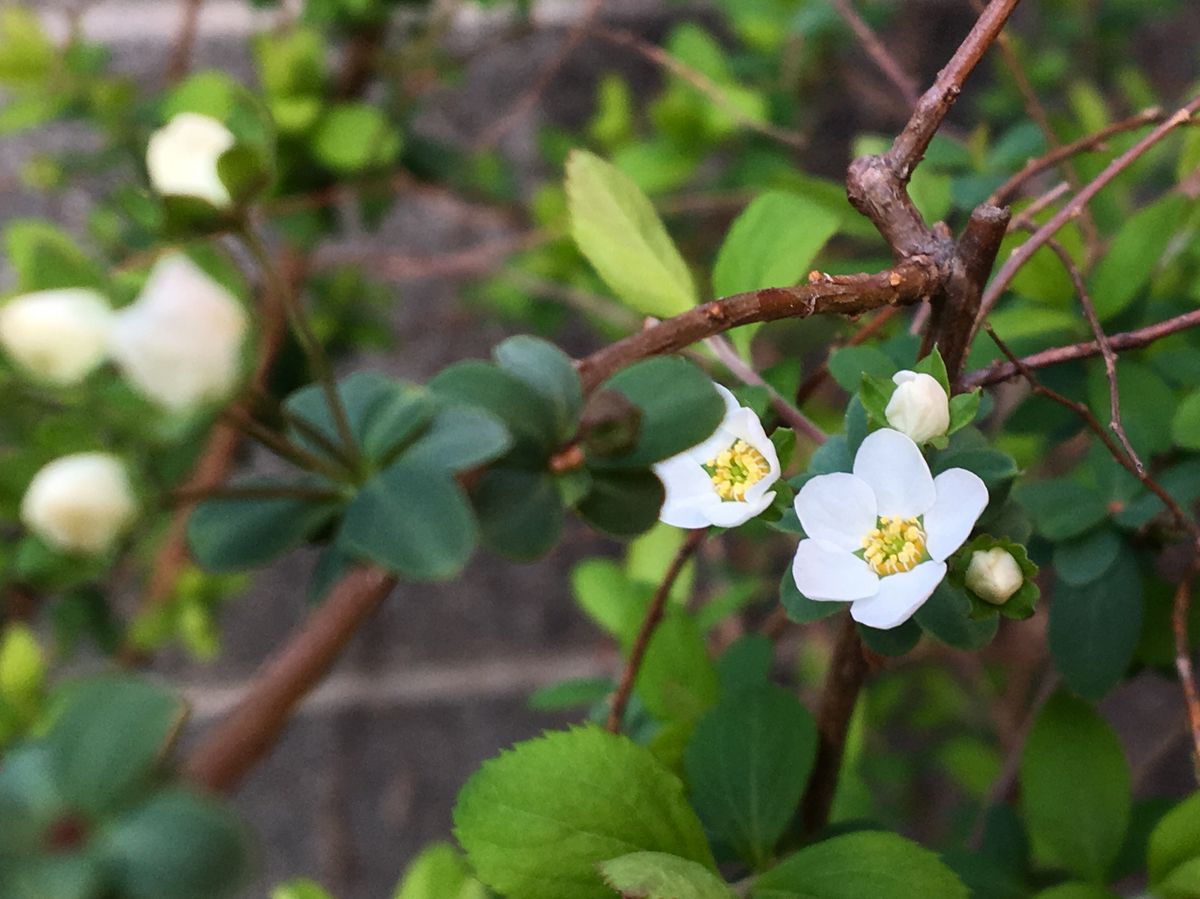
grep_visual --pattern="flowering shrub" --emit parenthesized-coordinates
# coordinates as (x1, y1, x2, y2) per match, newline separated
(1, 0, 1199, 897)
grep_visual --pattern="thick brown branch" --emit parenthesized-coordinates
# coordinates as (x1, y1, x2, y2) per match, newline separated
(183, 565, 397, 792)
(606, 530, 706, 732)
(1173, 579, 1200, 783)
(801, 613, 868, 835)
(577, 260, 939, 392)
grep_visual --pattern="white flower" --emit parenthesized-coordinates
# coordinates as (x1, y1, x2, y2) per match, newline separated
(111, 253, 248, 412)
(792, 428, 987, 629)
(146, 112, 236, 208)
(653, 384, 781, 528)
(21, 453, 137, 554)
(885, 370, 950, 444)
(965, 547, 1024, 605)
(0, 288, 113, 385)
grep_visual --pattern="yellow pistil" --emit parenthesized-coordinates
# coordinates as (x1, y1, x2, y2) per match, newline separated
(862, 515, 928, 576)
(704, 439, 771, 502)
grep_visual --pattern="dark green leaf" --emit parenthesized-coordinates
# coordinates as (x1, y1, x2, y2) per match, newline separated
(429, 361, 558, 455)
(402, 405, 512, 472)
(1089, 195, 1186, 320)
(1052, 529, 1121, 587)
(827, 346, 895, 393)
(915, 582, 999, 650)
(780, 567, 842, 624)
(858, 618, 922, 656)
(576, 469, 665, 538)
(1015, 479, 1109, 541)
(715, 634, 773, 695)
(473, 467, 564, 560)
(493, 335, 582, 443)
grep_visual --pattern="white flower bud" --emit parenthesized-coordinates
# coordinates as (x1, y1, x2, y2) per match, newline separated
(21, 453, 137, 554)
(965, 547, 1024, 605)
(0, 288, 113, 385)
(111, 253, 248, 412)
(885, 370, 950, 444)
(146, 112, 236, 208)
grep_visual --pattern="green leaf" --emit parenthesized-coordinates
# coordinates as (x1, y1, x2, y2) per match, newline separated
(100, 788, 247, 899)
(0, 624, 44, 713)
(577, 469, 666, 538)
(1149, 793, 1200, 889)
(915, 582, 998, 650)
(1048, 546, 1142, 700)
(339, 460, 476, 580)
(751, 831, 969, 899)
(712, 191, 840, 298)
(1014, 479, 1109, 541)
(571, 559, 652, 647)
(493, 335, 582, 443)
(188, 484, 338, 573)
(311, 102, 402, 174)
(216, 144, 272, 203)
(596, 357, 724, 469)
(600, 852, 735, 899)
(1172, 389, 1200, 451)
(914, 347, 950, 393)
(858, 619, 922, 657)
(1030, 885, 1120, 899)
(429, 361, 559, 455)
(473, 467, 564, 560)
(394, 842, 488, 899)
(566, 149, 697, 318)
(5, 220, 106, 291)
(1089, 195, 1186, 320)
(683, 685, 817, 868)
(0, 857, 101, 899)
(272, 880, 335, 899)
(780, 567, 842, 624)
(636, 612, 719, 724)
(528, 677, 613, 712)
(0, 6, 55, 84)
(714, 634, 773, 694)
(453, 726, 716, 899)
(1020, 693, 1131, 882)
(827, 346, 895, 393)
(46, 676, 185, 815)
(947, 391, 981, 435)
(1052, 528, 1121, 587)
(403, 406, 512, 472)
(1157, 858, 1200, 899)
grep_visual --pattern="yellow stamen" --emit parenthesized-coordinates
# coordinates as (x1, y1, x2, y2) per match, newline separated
(860, 515, 927, 576)
(704, 439, 771, 502)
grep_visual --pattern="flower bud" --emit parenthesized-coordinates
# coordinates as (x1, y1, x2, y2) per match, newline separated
(111, 253, 248, 412)
(0, 288, 113, 385)
(146, 112, 236, 208)
(21, 453, 137, 554)
(885, 370, 950, 443)
(965, 547, 1024, 605)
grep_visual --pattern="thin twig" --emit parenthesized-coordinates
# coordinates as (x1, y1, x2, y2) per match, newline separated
(223, 408, 347, 484)
(1005, 180, 1070, 233)
(591, 25, 808, 151)
(164, 0, 205, 85)
(706, 336, 826, 445)
(829, 0, 919, 107)
(1173, 578, 1200, 783)
(606, 529, 706, 732)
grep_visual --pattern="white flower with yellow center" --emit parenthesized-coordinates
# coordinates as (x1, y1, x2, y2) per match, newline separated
(653, 384, 781, 528)
(21, 453, 137, 554)
(0, 288, 113, 385)
(792, 428, 987, 629)
(146, 112, 236, 208)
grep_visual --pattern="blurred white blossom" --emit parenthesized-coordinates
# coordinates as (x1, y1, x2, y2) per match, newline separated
(965, 547, 1025, 605)
(111, 253, 248, 412)
(0, 288, 113, 385)
(21, 453, 137, 554)
(885, 370, 950, 444)
(146, 112, 236, 208)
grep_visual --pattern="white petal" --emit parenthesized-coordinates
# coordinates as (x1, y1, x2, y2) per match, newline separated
(724, 408, 781, 502)
(713, 382, 742, 415)
(654, 454, 714, 503)
(923, 467, 988, 561)
(792, 539, 879, 602)
(659, 498, 717, 529)
(705, 492, 775, 528)
(687, 424, 737, 466)
(850, 561, 946, 629)
(794, 473, 877, 551)
(852, 428, 935, 519)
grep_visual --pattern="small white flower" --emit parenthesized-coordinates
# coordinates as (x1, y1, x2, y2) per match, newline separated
(0, 288, 113, 385)
(885, 370, 950, 444)
(111, 253, 248, 412)
(653, 384, 781, 528)
(146, 112, 236, 208)
(965, 547, 1024, 605)
(792, 428, 987, 629)
(21, 453, 137, 554)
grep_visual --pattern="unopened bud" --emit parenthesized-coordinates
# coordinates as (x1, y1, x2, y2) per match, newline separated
(965, 547, 1024, 605)
(885, 370, 950, 444)
(21, 453, 137, 554)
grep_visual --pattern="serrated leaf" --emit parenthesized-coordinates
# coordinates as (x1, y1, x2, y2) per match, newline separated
(453, 726, 716, 899)
(1020, 693, 1131, 882)
(601, 852, 735, 898)
(751, 831, 969, 898)
(683, 685, 816, 868)
(566, 149, 697, 318)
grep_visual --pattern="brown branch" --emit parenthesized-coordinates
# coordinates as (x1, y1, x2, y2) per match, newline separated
(975, 96, 1200, 334)
(474, 0, 605, 151)
(801, 613, 868, 835)
(962, 308, 1200, 388)
(705, 337, 827, 444)
(183, 565, 398, 792)
(164, 0, 205, 85)
(577, 260, 940, 393)
(606, 529, 706, 732)
(829, 0, 919, 107)
(1173, 578, 1200, 783)
(990, 107, 1167, 206)
(591, 26, 808, 151)
(1005, 180, 1070, 233)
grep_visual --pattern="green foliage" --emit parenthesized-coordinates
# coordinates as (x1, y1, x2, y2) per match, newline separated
(394, 842, 487, 899)
(453, 726, 716, 899)
(1020, 693, 1131, 882)
(1148, 793, 1200, 894)
(600, 852, 735, 898)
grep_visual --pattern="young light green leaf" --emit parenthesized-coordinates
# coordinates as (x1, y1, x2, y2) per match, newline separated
(1148, 792, 1200, 889)
(600, 852, 735, 899)
(1088, 195, 1186, 321)
(683, 685, 817, 868)
(272, 880, 335, 899)
(453, 726, 716, 899)
(636, 612, 718, 724)
(394, 842, 488, 899)
(566, 149, 697, 318)
(1020, 693, 1131, 882)
(751, 831, 969, 899)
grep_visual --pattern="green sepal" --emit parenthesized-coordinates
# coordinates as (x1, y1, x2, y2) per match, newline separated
(950, 534, 1040, 620)
(914, 346, 950, 393)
